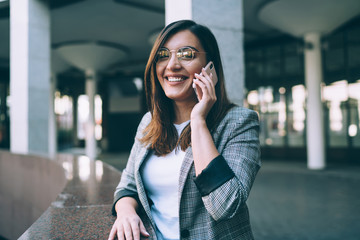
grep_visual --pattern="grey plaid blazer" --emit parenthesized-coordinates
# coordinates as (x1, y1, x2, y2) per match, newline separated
(113, 106, 261, 240)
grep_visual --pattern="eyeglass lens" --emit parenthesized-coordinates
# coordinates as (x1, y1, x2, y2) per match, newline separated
(156, 47, 195, 65)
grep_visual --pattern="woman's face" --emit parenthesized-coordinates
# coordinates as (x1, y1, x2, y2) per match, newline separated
(156, 30, 207, 104)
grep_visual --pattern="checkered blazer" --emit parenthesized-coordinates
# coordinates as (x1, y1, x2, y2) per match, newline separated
(113, 106, 261, 240)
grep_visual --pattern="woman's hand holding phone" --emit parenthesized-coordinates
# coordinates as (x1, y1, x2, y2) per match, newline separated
(193, 61, 218, 101)
(191, 61, 218, 121)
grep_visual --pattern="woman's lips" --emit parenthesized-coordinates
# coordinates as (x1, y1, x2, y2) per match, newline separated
(167, 76, 186, 82)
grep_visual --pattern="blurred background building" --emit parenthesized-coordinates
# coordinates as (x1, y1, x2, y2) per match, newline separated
(1, 1, 360, 239)
(0, 0, 360, 168)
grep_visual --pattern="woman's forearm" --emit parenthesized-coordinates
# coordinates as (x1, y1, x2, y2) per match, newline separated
(191, 118, 219, 176)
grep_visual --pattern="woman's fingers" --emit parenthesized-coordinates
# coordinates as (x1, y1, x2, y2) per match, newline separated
(201, 68, 215, 89)
(130, 219, 142, 240)
(117, 225, 125, 240)
(108, 223, 125, 240)
(123, 221, 134, 240)
(108, 224, 117, 240)
(194, 72, 216, 102)
(201, 70, 216, 98)
(108, 216, 148, 240)
(139, 220, 150, 238)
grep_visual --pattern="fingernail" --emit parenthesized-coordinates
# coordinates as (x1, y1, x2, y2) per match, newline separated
(192, 82, 196, 88)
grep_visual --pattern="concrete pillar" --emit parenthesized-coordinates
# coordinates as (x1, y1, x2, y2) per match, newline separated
(165, 0, 245, 105)
(304, 32, 326, 169)
(85, 69, 97, 159)
(49, 74, 57, 159)
(10, 0, 51, 155)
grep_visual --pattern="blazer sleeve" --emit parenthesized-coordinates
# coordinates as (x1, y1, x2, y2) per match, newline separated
(112, 112, 151, 216)
(194, 108, 261, 221)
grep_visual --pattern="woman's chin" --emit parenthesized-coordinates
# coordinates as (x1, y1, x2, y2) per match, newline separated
(165, 92, 197, 103)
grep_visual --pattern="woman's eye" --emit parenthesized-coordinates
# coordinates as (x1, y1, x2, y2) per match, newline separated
(180, 49, 194, 60)
(157, 50, 169, 59)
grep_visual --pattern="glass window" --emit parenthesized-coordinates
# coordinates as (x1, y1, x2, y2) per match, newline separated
(265, 46, 281, 78)
(348, 81, 360, 147)
(245, 49, 264, 80)
(77, 94, 102, 140)
(256, 86, 286, 147)
(284, 43, 302, 76)
(325, 48, 345, 71)
(347, 28, 360, 82)
(347, 27, 360, 43)
(287, 85, 306, 147)
(348, 44, 360, 68)
(0, 82, 10, 149)
(323, 81, 349, 147)
(285, 56, 301, 75)
(55, 92, 74, 149)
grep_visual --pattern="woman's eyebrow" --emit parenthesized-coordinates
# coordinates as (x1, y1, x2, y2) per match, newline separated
(184, 46, 200, 52)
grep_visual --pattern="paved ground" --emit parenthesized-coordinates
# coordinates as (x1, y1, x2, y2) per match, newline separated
(247, 161, 360, 240)
(97, 152, 360, 240)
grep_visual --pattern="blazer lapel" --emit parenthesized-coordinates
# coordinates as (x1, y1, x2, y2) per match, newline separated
(178, 147, 194, 201)
(134, 146, 156, 228)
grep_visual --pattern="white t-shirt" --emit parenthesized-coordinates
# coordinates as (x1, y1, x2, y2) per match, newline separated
(141, 121, 189, 240)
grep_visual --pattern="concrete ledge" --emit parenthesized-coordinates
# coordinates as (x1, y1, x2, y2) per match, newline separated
(0, 151, 67, 239)
(0, 151, 120, 239)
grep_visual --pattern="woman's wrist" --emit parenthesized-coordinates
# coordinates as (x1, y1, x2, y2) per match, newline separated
(190, 117, 207, 128)
(115, 197, 138, 214)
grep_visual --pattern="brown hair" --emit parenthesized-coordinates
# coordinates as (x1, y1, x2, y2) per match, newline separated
(140, 20, 234, 156)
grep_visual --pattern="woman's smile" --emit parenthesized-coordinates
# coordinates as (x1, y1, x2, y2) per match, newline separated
(167, 76, 186, 82)
(165, 74, 190, 86)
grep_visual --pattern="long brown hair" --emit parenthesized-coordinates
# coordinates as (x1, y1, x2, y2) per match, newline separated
(140, 20, 234, 156)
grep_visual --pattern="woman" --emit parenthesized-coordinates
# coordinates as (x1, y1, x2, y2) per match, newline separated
(109, 20, 261, 240)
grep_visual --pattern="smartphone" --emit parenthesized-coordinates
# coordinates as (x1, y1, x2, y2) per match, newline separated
(202, 61, 218, 85)
(193, 61, 218, 100)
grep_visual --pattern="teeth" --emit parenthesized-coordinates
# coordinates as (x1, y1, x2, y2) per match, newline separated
(168, 77, 184, 82)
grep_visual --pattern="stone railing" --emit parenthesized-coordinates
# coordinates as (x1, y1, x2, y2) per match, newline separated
(0, 150, 120, 239)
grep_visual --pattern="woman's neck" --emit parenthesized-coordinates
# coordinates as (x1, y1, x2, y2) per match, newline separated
(172, 100, 196, 124)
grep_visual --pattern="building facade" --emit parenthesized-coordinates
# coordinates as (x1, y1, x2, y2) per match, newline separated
(0, 0, 359, 167)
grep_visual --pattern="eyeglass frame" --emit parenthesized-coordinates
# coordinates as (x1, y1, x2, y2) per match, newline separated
(154, 46, 207, 66)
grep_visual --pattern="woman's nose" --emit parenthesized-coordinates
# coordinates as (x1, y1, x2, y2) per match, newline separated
(166, 52, 181, 70)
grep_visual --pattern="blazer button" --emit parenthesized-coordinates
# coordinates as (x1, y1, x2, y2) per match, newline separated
(181, 229, 190, 238)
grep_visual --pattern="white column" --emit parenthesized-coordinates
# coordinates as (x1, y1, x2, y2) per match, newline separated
(165, 0, 245, 105)
(165, 0, 192, 25)
(85, 69, 97, 159)
(10, 0, 50, 155)
(304, 32, 326, 170)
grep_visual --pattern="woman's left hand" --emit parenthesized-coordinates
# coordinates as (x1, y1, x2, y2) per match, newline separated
(191, 68, 217, 121)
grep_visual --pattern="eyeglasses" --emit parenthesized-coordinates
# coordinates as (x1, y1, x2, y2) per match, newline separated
(155, 46, 206, 66)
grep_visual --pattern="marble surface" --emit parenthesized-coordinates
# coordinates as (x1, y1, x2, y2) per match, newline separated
(19, 154, 120, 239)
(0, 151, 67, 239)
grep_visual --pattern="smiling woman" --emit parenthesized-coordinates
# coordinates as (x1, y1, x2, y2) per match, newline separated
(109, 20, 261, 240)
(141, 21, 232, 156)
(155, 30, 207, 108)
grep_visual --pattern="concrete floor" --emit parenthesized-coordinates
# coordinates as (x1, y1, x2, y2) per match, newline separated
(97, 152, 360, 240)
(247, 161, 360, 240)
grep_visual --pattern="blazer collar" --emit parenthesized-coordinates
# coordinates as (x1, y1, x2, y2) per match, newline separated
(178, 146, 194, 200)
(134, 146, 156, 228)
